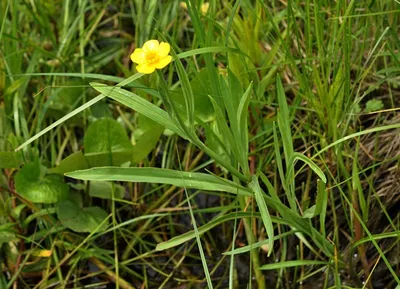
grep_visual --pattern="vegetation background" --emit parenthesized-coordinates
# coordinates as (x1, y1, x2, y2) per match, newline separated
(0, 0, 399, 288)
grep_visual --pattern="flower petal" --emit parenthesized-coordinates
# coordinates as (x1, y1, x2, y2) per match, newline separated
(136, 63, 156, 74)
(142, 40, 159, 52)
(130, 48, 146, 64)
(158, 42, 170, 57)
(154, 55, 172, 69)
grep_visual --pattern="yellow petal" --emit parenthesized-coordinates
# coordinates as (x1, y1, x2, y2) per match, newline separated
(154, 55, 172, 69)
(35, 250, 52, 257)
(158, 42, 170, 57)
(180, 2, 187, 9)
(201, 3, 210, 14)
(136, 63, 156, 74)
(142, 40, 159, 52)
(130, 48, 146, 64)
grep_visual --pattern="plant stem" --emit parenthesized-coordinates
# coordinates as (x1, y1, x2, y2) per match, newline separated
(238, 195, 266, 289)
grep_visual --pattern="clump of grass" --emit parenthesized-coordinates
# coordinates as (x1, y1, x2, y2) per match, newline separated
(0, 1, 399, 288)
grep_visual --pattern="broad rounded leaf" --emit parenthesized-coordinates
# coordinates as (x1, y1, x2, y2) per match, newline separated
(84, 118, 133, 166)
(15, 162, 69, 204)
(365, 99, 384, 113)
(0, 152, 22, 168)
(170, 69, 215, 123)
(49, 151, 89, 174)
(89, 181, 125, 200)
(57, 200, 109, 233)
(132, 116, 164, 162)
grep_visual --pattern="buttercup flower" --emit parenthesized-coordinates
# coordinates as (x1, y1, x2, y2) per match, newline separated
(201, 2, 210, 14)
(130, 40, 172, 74)
(180, 2, 209, 15)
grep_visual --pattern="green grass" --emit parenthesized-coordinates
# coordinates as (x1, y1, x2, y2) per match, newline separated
(1, 0, 399, 288)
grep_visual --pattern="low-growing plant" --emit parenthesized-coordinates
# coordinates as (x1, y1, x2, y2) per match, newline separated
(1, 0, 399, 288)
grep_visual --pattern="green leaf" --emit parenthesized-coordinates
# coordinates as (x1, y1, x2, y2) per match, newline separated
(207, 96, 236, 158)
(90, 83, 189, 140)
(48, 151, 89, 174)
(85, 151, 133, 168)
(156, 212, 269, 251)
(203, 121, 230, 164)
(236, 82, 252, 175)
(365, 99, 384, 113)
(89, 181, 125, 200)
(170, 46, 195, 132)
(287, 152, 327, 184)
(47, 80, 84, 114)
(0, 152, 22, 168)
(16, 73, 145, 152)
(15, 162, 69, 204)
(177, 46, 241, 59)
(57, 200, 109, 233)
(223, 230, 297, 255)
(170, 69, 215, 123)
(15, 94, 106, 152)
(0, 106, 7, 150)
(237, 82, 252, 139)
(258, 170, 282, 205)
(85, 117, 132, 153)
(4, 77, 24, 96)
(65, 167, 251, 196)
(260, 260, 328, 270)
(352, 231, 400, 248)
(132, 116, 164, 163)
(302, 205, 316, 218)
(0, 229, 18, 245)
(276, 75, 294, 165)
(328, 65, 345, 121)
(249, 175, 274, 256)
(314, 180, 326, 216)
(352, 143, 368, 222)
(84, 118, 133, 167)
(318, 180, 328, 238)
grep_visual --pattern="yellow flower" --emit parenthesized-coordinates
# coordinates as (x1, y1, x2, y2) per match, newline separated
(130, 40, 172, 74)
(201, 2, 209, 14)
(32, 249, 52, 257)
(180, 2, 209, 15)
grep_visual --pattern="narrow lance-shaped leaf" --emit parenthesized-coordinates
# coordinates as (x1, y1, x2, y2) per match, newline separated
(90, 83, 189, 140)
(260, 260, 329, 270)
(236, 82, 253, 175)
(15, 73, 144, 151)
(318, 180, 328, 239)
(208, 96, 237, 158)
(169, 47, 195, 132)
(66, 167, 252, 196)
(352, 141, 368, 222)
(156, 212, 278, 251)
(249, 175, 274, 256)
(224, 230, 297, 255)
(276, 74, 294, 166)
(286, 152, 327, 186)
(157, 70, 192, 139)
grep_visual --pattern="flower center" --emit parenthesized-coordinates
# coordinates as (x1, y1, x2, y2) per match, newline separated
(145, 51, 159, 64)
